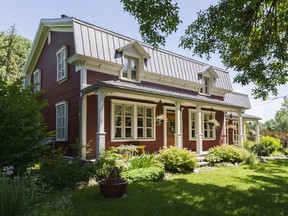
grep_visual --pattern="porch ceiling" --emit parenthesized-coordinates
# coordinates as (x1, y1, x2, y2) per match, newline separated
(81, 80, 250, 111)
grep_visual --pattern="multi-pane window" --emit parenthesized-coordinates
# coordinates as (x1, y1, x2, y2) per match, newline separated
(56, 46, 67, 82)
(199, 77, 209, 94)
(55, 101, 68, 141)
(113, 102, 154, 140)
(121, 57, 138, 81)
(190, 111, 196, 139)
(137, 107, 153, 139)
(33, 69, 41, 92)
(203, 112, 215, 139)
(189, 110, 216, 140)
(233, 121, 239, 143)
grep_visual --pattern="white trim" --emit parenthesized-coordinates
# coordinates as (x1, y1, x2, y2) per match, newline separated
(55, 101, 68, 141)
(47, 32, 51, 45)
(188, 109, 197, 140)
(163, 106, 183, 148)
(33, 69, 41, 92)
(110, 99, 156, 141)
(56, 46, 68, 82)
(81, 95, 87, 159)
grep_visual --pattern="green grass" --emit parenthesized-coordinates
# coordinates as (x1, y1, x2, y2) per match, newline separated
(34, 159, 288, 216)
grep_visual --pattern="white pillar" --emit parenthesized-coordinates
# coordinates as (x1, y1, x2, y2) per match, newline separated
(81, 94, 87, 159)
(196, 105, 203, 154)
(243, 121, 246, 141)
(175, 102, 182, 148)
(96, 89, 106, 159)
(255, 120, 260, 143)
(223, 112, 227, 145)
(238, 111, 244, 147)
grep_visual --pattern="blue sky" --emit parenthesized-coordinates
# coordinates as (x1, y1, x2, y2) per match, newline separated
(1, 0, 286, 122)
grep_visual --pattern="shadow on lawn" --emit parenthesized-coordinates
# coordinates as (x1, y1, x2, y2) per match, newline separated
(74, 168, 288, 216)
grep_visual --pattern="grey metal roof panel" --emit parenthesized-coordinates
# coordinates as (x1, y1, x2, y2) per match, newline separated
(224, 92, 251, 109)
(72, 19, 233, 91)
(84, 80, 248, 109)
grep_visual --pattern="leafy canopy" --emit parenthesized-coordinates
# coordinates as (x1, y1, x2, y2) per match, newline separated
(121, 0, 288, 99)
(0, 25, 31, 81)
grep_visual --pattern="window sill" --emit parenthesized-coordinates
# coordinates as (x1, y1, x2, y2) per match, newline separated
(57, 77, 68, 84)
(111, 138, 155, 142)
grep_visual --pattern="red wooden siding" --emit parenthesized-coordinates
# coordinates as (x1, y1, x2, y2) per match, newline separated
(34, 32, 80, 153)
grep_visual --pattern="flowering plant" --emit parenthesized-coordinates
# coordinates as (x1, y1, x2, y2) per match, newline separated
(156, 114, 168, 125)
(208, 119, 220, 127)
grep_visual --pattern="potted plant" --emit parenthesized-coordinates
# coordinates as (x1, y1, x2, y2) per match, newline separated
(99, 166, 128, 198)
(208, 118, 220, 127)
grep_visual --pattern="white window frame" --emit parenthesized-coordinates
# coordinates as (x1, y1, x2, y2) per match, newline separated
(199, 77, 211, 95)
(111, 99, 156, 141)
(188, 109, 196, 140)
(233, 121, 239, 143)
(56, 46, 68, 82)
(33, 69, 41, 92)
(120, 56, 138, 81)
(188, 109, 216, 140)
(203, 111, 216, 140)
(55, 101, 68, 141)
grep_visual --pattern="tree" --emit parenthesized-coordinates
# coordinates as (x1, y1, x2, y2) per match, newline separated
(121, 0, 288, 99)
(0, 77, 50, 173)
(0, 25, 31, 82)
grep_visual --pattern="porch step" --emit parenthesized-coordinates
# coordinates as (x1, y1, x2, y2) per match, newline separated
(195, 152, 210, 167)
(198, 161, 210, 167)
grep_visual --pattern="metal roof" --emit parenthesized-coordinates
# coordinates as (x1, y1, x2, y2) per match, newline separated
(226, 112, 262, 120)
(224, 92, 251, 109)
(82, 80, 249, 109)
(72, 18, 233, 91)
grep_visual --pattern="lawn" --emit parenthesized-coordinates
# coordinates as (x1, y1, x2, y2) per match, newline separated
(34, 159, 288, 216)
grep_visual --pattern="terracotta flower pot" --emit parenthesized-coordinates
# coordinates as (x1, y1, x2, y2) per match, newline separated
(99, 180, 128, 198)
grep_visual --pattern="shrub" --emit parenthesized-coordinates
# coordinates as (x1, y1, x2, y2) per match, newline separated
(252, 143, 270, 156)
(121, 167, 165, 182)
(39, 154, 95, 189)
(206, 145, 243, 164)
(0, 77, 50, 174)
(158, 146, 197, 173)
(206, 145, 258, 164)
(238, 148, 259, 164)
(259, 136, 282, 154)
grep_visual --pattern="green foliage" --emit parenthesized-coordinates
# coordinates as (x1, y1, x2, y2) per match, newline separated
(0, 26, 31, 81)
(122, 0, 288, 99)
(0, 77, 50, 173)
(0, 176, 30, 216)
(206, 145, 257, 164)
(259, 136, 282, 154)
(127, 153, 164, 170)
(121, 166, 164, 182)
(180, 0, 288, 99)
(121, 0, 181, 48)
(39, 152, 95, 189)
(158, 146, 197, 173)
(252, 143, 270, 156)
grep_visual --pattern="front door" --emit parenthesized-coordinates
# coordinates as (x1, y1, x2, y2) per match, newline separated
(166, 110, 175, 147)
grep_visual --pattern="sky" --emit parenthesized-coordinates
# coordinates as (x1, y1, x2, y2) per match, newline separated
(1, 0, 287, 122)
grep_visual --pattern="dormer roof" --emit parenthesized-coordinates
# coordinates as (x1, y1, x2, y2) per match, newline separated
(198, 66, 219, 79)
(116, 41, 150, 60)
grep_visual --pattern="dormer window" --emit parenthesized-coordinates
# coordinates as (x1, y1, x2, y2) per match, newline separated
(198, 66, 219, 96)
(199, 77, 209, 94)
(115, 41, 150, 82)
(122, 57, 138, 81)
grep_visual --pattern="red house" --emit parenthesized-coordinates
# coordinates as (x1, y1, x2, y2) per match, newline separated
(23, 16, 261, 159)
